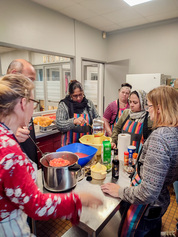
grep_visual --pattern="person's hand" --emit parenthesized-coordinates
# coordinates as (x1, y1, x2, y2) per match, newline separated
(107, 131, 112, 137)
(16, 127, 30, 143)
(79, 193, 103, 208)
(74, 117, 87, 126)
(101, 183, 120, 198)
(111, 142, 117, 149)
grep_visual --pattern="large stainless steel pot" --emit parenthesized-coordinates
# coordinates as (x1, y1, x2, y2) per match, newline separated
(40, 151, 81, 192)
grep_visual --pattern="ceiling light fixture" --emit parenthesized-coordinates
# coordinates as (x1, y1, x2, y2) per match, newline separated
(123, 0, 152, 6)
(102, 31, 107, 39)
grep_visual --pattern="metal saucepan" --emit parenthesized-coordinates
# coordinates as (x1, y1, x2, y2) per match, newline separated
(40, 151, 81, 192)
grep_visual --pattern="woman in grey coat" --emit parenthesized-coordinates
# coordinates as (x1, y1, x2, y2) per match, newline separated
(56, 80, 99, 146)
(101, 86, 178, 236)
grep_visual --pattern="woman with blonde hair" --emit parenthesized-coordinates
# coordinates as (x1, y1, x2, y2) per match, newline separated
(101, 86, 178, 236)
(0, 74, 102, 236)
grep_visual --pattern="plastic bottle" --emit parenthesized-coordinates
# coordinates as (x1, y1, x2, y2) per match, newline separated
(112, 148, 119, 179)
(124, 151, 129, 166)
(132, 153, 138, 165)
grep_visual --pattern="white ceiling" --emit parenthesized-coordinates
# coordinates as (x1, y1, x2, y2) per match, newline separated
(1, 0, 178, 53)
(31, 0, 178, 33)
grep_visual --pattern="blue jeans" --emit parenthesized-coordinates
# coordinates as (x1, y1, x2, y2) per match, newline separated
(173, 181, 178, 232)
(173, 181, 178, 204)
(134, 215, 162, 237)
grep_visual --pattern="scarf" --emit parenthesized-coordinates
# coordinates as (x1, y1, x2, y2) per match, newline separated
(129, 110, 147, 123)
(60, 95, 89, 118)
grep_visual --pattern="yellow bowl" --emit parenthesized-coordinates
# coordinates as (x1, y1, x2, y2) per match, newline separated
(79, 135, 111, 155)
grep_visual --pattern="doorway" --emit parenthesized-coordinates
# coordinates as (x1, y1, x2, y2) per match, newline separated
(82, 60, 104, 116)
(104, 60, 129, 110)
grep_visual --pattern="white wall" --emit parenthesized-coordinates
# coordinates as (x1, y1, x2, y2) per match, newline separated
(1, 0, 178, 100)
(0, 0, 74, 56)
(107, 20, 178, 78)
(0, 0, 107, 81)
(75, 21, 107, 80)
(104, 60, 129, 110)
(1, 50, 30, 74)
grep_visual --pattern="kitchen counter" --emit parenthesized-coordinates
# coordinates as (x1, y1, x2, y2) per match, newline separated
(35, 128, 59, 139)
(37, 162, 130, 237)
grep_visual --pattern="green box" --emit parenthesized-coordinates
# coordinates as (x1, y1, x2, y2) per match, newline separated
(102, 141, 111, 164)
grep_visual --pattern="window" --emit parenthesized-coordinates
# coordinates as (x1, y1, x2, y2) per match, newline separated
(82, 61, 104, 116)
(0, 47, 73, 114)
(34, 62, 71, 112)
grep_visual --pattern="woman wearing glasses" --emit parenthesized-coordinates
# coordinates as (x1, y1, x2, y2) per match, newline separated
(103, 83, 132, 137)
(111, 89, 152, 153)
(0, 74, 102, 236)
(101, 86, 178, 236)
(56, 80, 99, 146)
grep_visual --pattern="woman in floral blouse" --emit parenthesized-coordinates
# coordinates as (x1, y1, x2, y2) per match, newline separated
(0, 74, 102, 237)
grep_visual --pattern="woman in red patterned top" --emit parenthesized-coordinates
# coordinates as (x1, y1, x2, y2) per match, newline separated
(0, 74, 102, 237)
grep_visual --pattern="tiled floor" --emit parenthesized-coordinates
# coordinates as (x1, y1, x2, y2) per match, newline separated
(35, 219, 72, 237)
(35, 185, 178, 236)
(162, 185, 178, 232)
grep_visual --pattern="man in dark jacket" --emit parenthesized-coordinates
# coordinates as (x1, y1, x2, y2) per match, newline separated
(7, 59, 38, 165)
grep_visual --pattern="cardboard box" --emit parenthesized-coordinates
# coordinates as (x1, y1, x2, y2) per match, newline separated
(174, 79, 178, 89)
(166, 79, 175, 86)
(166, 78, 178, 89)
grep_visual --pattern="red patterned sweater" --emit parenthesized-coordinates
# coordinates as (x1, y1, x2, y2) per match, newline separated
(0, 123, 82, 224)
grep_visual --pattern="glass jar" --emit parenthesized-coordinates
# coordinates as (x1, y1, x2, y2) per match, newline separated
(93, 117, 104, 137)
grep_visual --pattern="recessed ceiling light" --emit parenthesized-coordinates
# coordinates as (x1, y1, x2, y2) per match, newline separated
(123, 0, 152, 6)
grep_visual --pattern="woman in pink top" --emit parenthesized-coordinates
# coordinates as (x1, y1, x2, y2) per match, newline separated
(0, 74, 102, 237)
(103, 83, 132, 137)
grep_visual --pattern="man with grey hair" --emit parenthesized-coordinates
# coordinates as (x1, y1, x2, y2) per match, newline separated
(7, 59, 38, 165)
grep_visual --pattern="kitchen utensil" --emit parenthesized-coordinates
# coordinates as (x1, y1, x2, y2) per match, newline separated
(79, 135, 111, 155)
(40, 151, 81, 192)
(86, 123, 93, 128)
(91, 163, 107, 180)
(56, 143, 97, 167)
(29, 134, 44, 157)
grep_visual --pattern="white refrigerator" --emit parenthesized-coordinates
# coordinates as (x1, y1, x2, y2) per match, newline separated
(126, 73, 170, 93)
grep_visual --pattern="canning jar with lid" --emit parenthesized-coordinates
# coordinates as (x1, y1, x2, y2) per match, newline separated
(93, 117, 104, 137)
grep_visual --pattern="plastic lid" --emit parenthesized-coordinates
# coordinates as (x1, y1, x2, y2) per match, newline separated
(93, 118, 104, 124)
(124, 151, 129, 155)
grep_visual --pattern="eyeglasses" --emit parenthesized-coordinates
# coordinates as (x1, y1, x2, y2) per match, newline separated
(71, 93, 84, 99)
(29, 98, 40, 109)
(145, 105, 153, 111)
